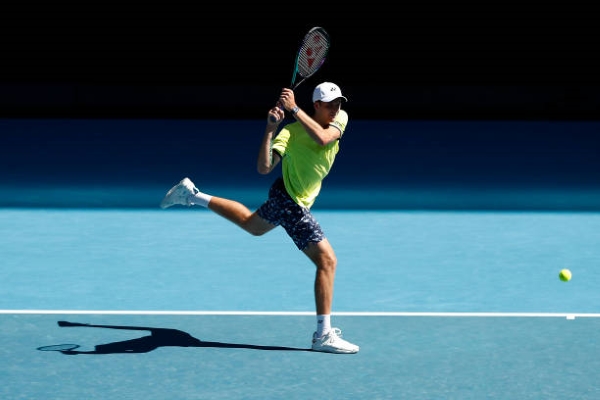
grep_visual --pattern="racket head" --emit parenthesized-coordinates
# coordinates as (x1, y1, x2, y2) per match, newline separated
(37, 344, 80, 351)
(291, 27, 330, 88)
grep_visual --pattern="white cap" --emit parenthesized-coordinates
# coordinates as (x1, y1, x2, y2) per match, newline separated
(312, 82, 348, 103)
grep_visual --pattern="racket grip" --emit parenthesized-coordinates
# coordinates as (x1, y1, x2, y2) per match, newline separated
(58, 321, 84, 327)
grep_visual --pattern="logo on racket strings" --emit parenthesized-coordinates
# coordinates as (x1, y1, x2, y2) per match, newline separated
(304, 34, 325, 68)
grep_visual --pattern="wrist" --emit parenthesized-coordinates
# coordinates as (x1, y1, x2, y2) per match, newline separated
(290, 106, 300, 116)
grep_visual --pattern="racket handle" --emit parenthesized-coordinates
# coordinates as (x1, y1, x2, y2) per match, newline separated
(58, 321, 85, 327)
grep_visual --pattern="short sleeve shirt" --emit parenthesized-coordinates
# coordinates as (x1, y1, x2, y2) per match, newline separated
(271, 110, 348, 208)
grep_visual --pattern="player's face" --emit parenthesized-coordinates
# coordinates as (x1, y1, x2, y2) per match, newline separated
(317, 99, 342, 120)
(323, 99, 342, 110)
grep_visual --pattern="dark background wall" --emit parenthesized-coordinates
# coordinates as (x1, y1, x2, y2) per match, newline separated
(1, 7, 598, 120)
(2, 118, 599, 210)
(1, 7, 599, 210)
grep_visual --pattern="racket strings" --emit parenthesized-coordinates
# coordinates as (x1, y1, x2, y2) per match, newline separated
(297, 32, 330, 78)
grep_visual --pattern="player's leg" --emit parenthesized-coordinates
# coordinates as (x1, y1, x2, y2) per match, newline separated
(280, 208, 340, 346)
(208, 196, 275, 236)
(302, 239, 359, 354)
(160, 177, 276, 236)
(303, 239, 336, 316)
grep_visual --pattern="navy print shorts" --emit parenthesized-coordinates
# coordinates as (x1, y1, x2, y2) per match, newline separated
(256, 178, 325, 250)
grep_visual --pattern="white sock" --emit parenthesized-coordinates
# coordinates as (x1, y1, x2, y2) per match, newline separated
(316, 314, 331, 338)
(190, 191, 213, 208)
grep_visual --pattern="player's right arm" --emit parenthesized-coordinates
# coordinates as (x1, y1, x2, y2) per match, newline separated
(257, 108, 282, 175)
(278, 88, 343, 145)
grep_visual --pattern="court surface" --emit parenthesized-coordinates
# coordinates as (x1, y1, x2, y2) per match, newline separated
(2, 209, 599, 399)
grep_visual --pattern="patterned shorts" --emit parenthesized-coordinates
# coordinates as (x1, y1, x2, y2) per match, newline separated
(256, 178, 325, 250)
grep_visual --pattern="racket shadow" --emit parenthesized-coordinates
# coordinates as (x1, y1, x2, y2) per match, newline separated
(41, 321, 313, 355)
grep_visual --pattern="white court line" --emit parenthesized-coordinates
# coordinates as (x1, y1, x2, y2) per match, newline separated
(0, 310, 599, 318)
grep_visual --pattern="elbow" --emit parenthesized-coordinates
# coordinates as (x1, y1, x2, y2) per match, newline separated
(316, 132, 338, 146)
(257, 165, 271, 175)
(318, 138, 334, 146)
(313, 135, 329, 146)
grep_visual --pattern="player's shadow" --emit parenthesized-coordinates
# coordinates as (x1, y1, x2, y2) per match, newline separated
(46, 321, 312, 354)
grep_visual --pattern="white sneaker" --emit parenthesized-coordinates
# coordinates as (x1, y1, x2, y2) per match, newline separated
(311, 328, 359, 354)
(160, 177, 198, 209)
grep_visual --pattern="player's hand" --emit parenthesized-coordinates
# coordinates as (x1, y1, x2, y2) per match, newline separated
(268, 103, 285, 124)
(278, 88, 296, 112)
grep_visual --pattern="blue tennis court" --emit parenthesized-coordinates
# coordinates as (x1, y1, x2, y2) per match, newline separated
(1, 119, 600, 398)
(2, 209, 600, 399)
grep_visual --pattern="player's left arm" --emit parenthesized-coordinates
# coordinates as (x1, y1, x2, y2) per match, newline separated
(257, 115, 283, 175)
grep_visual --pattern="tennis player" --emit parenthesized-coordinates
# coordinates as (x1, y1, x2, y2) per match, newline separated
(160, 82, 359, 354)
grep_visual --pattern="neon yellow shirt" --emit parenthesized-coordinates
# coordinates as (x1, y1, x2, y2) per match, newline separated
(271, 110, 348, 208)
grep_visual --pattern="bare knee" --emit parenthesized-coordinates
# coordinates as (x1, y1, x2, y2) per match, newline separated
(240, 215, 275, 237)
(306, 241, 337, 274)
(319, 252, 337, 274)
(245, 225, 269, 236)
(208, 199, 274, 236)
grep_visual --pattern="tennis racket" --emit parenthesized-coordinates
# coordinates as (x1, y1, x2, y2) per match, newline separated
(37, 344, 80, 351)
(58, 320, 150, 331)
(270, 26, 331, 122)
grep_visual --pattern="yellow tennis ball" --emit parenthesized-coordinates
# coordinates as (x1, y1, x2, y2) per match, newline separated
(559, 269, 572, 282)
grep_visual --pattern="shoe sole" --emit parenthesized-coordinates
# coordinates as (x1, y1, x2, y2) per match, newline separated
(311, 345, 359, 354)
